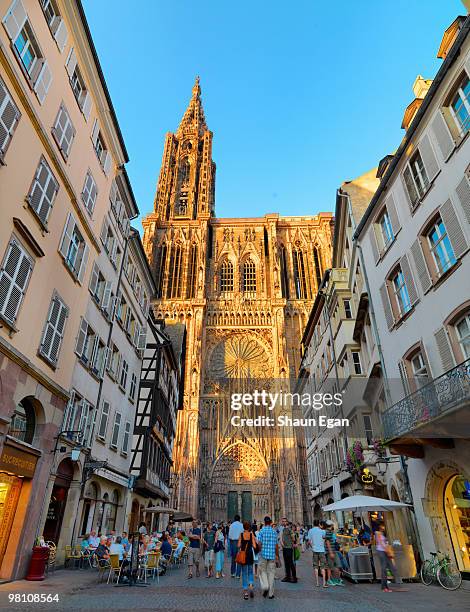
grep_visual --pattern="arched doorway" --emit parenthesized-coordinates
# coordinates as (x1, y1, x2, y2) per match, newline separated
(43, 458, 74, 544)
(444, 475, 470, 572)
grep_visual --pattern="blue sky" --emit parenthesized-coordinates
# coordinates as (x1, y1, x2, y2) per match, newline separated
(82, 0, 464, 227)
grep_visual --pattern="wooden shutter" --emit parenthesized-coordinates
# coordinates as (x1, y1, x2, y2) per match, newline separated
(455, 175, 470, 225)
(138, 326, 147, 350)
(65, 47, 77, 78)
(400, 254, 418, 305)
(419, 134, 439, 183)
(82, 171, 97, 213)
(40, 295, 68, 364)
(75, 317, 88, 356)
(369, 226, 380, 262)
(77, 242, 89, 284)
(81, 92, 92, 121)
(33, 61, 53, 104)
(2, 0, 27, 41)
(122, 217, 130, 238)
(100, 216, 109, 244)
(434, 327, 456, 372)
(103, 151, 112, 176)
(385, 193, 400, 237)
(102, 281, 112, 310)
(410, 238, 432, 293)
(0, 79, 20, 154)
(61, 114, 75, 157)
(98, 400, 110, 438)
(402, 166, 419, 209)
(398, 360, 410, 398)
(440, 198, 468, 259)
(29, 158, 58, 225)
(0, 238, 32, 324)
(88, 261, 99, 296)
(431, 111, 455, 160)
(53, 17, 68, 53)
(91, 118, 100, 146)
(379, 282, 394, 330)
(59, 212, 75, 259)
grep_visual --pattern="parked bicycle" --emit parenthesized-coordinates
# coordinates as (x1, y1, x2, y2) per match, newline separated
(420, 551, 462, 590)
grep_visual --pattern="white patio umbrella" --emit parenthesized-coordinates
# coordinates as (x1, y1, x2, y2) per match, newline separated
(322, 495, 411, 513)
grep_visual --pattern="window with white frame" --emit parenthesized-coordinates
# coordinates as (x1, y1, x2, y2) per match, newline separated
(91, 337, 106, 378)
(63, 390, 94, 447)
(64, 48, 92, 119)
(97, 400, 110, 440)
(0, 77, 21, 157)
(377, 210, 394, 249)
(391, 267, 411, 316)
(106, 343, 120, 379)
(110, 412, 121, 448)
(362, 414, 373, 445)
(38, 293, 68, 366)
(129, 372, 137, 402)
(81, 171, 98, 215)
(119, 359, 128, 391)
(455, 311, 470, 360)
(121, 422, 131, 455)
(410, 350, 429, 385)
(59, 213, 88, 282)
(27, 157, 58, 226)
(91, 119, 112, 175)
(40, 0, 68, 52)
(343, 299, 352, 319)
(351, 351, 362, 375)
(0, 237, 33, 325)
(52, 105, 75, 158)
(449, 74, 470, 137)
(75, 318, 96, 365)
(13, 23, 39, 77)
(89, 262, 111, 311)
(426, 216, 456, 275)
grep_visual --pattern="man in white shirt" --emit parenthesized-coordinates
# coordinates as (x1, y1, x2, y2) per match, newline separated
(307, 519, 327, 587)
(88, 530, 99, 548)
(228, 514, 244, 577)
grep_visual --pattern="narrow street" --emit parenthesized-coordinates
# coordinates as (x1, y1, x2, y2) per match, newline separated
(0, 554, 468, 612)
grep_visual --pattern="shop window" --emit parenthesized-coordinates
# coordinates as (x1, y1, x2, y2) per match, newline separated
(444, 475, 470, 572)
(8, 397, 35, 444)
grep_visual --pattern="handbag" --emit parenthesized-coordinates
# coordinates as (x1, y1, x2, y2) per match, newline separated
(294, 547, 300, 561)
(214, 540, 225, 553)
(235, 549, 246, 565)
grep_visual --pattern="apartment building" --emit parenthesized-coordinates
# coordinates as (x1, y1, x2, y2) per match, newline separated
(0, 0, 151, 577)
(354, 15, 470, 574)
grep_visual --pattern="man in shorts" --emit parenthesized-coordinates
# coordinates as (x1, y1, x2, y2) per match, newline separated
(307, 519, 328, 587)
(325, 521, 344, 586)
(187, 521, 201, 578)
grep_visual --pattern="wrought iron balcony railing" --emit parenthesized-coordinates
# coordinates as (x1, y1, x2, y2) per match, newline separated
(383, 358, 470, 440)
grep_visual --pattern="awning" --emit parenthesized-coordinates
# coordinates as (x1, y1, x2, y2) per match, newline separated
(322, 494, 411, 513)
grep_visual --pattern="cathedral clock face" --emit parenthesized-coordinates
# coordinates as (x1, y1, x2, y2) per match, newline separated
(209, 335, 270, 380)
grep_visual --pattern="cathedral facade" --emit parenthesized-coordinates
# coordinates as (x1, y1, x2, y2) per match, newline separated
(142, 79, 333, 523)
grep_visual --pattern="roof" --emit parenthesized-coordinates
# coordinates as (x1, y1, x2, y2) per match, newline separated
(353, 14, 470, 241)
(76, 1, 129, 162)
(339, 168, 380, 226)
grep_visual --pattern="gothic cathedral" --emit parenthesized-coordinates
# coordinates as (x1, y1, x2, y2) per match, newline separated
(142, 78, 333, 523)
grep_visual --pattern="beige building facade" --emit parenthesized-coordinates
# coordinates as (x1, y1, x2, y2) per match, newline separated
(142, 78, 333, 523)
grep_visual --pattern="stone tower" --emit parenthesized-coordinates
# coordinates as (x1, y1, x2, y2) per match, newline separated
(142, 78, 333, 522)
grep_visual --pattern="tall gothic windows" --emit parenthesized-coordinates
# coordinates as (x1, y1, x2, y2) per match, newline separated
(243, 258, 256, 293)
(175, 158, 190, 216)
(280, 245, 289, 298)
(313, 247, 322, 287)
(155, 244, 167, 298)
(187, 244, 198, 299)
(293, 249, 308, 299)
(167, 245, 183, 298)
(179, 157, 190, 185)
(220, 259, 234, 292)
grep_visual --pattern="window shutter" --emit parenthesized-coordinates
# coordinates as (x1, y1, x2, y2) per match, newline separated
(109, 180, 118, 207)
(53, 17, 68, 53)
(40, 295, 68, 364)
(102, 280, 112, 310)
(138, 326, 147, 351)
(434, 327, 455, 372)
(440, 198, 468, 259)
(33, 61, 53, 104)
(53, 107, 65, 145)
(65, 47, 77, 78)
(122, 217, 130, 239)
(75, 317, 88, 356)
(82, 172, 97, 214)
(0, 239, 32, 324)
(91, 118, 100, 146)
(103, 151, 112, 176)
(379, 283, 394, 330)
(402, 166, 419, 208)
(81, 92, 92, 121)
(29, 158, 58, 225)
(98, 400, 110, 438)
(369, 227, 380, 262)
(410, 238, 432, 293)
(455, 175, 470, 225)
(400, 254, 418, 305)
(397, 360, 410, 398)
(89, 261, 99, 296)
(59, 212, 75, 259)
(62, 118, 75, 157)
(2, 0, 27, 41)
(431, 111, 454, 160)
(419, 134, 439, 183)
(0, 80, 20, 154)
(77, 242, 89, 284)
(385, 193, 400, 236)
(100, 217, 109, 244)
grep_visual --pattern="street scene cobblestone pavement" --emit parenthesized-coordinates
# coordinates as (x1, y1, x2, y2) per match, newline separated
(0, 553, 468, 612)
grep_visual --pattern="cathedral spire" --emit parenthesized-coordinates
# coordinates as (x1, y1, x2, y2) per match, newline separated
(177, 76, 208, 137)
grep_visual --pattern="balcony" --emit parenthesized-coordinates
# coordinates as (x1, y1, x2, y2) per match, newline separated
(383, 359, 470, 457)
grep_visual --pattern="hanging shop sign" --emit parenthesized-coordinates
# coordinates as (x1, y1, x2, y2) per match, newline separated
(361, 468, 374, 484)
(0, 444, 38, 478)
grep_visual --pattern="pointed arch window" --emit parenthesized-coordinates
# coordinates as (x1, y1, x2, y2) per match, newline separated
(167, 244, 183, 298)
(179, 157, 190, 185)
(155, 244, 167, 298)
(293, 249, 308, 299)
(243, 258, 256, 293)
(280, 244, 289, 298)
(313, 247, 322, 288)
(186, 244, 198, 299)
(220, 259, 234, 292)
